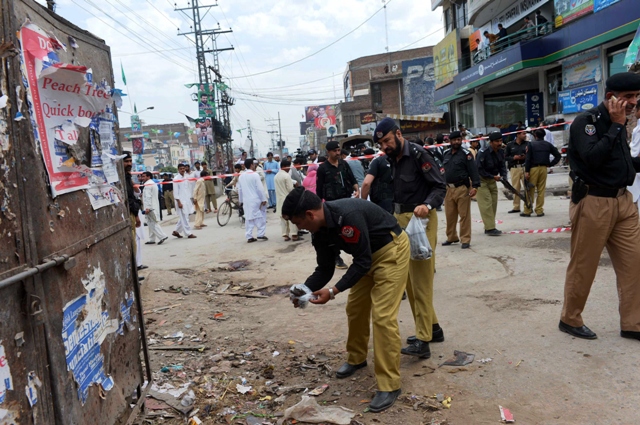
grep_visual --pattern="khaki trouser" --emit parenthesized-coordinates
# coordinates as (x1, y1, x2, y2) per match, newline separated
(130, 214, 137, 255)
(205, 194, 218, 211)
(524, 166, 546, 215)
(395, 209, 438, 342)
(195, 203, 205, 227)
(477, 177, 498, 231)
(164, 190, 174, 214)
(445, 185, 472, 244)
(346, 231, 410, 391)
(562, 191, 640, 332)
(280, 218, 298, 237)
(510, 166, 524, 211)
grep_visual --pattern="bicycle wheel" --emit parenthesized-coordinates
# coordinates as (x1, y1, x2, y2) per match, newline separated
(217, 200, 232, 226)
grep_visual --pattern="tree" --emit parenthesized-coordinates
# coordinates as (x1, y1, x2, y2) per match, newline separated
(160, 165, 177, 173)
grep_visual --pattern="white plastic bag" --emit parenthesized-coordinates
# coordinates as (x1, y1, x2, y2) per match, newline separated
(406, 215, 432, 260)
(289, 283, 317, 309)
(277, 396, 355, 425)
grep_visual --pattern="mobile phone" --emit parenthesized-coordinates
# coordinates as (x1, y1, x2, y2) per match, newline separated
(611, 95, 618, 102)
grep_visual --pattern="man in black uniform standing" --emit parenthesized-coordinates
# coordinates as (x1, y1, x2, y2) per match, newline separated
(374, 117, 447, 359)
(560, 72, 640, 341)
(441, 131, 480, 249)
(282, 188, 410, 412)
(476, 131, 507, 235)
(505, 128, 528, 214)
(360, 153, 394, 214)
(123, 152, 141, 247)
(316, 140, 359, 269)
(523, 128, 561, 217)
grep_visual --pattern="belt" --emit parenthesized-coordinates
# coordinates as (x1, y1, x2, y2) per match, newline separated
(447, 180, 468, 188)
(394, 203, 419, 214)
(511, 164, 524, 169)
(531, 165, 546, 168)
(373, 225, 403, 254)
(588, 186, 626, 198)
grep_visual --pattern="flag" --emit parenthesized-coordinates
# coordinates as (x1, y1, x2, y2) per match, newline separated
(236, 129, 243, 137)
(182, 114, 200, 124)
(121, 62, 127, 85)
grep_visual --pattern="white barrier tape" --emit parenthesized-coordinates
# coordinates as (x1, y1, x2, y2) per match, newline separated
(508, 226, 571, 234)
(473, 219, 504, 224)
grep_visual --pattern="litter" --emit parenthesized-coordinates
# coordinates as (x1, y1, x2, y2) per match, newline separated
(477, 358, 493, 364)
(308, 384, 329, 396)
(181, 390, 195, 407)
(277, 396, 355, 425)
(499, 405, 515, 422)
(236, 384, 252, 394)
(272, 351, 280, 357)
(289, 284, 317, 309)
(441, 350, 475, 366)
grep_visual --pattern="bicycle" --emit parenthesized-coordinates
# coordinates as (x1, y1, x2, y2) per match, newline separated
(217, 189, 245, 227)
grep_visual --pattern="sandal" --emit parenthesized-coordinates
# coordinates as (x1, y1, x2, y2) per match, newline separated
(283, 236, 291, 241)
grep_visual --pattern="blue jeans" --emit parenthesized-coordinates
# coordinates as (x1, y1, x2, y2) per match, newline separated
(268, 190, 276, 208)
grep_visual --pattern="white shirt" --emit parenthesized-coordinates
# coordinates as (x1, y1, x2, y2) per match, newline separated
(142, 179, 160, 213)
(173, 172, 194, 213)
(628, 121, 640, 202)
(238, 170, 267, 220)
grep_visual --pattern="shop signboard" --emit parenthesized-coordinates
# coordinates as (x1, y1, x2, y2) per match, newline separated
(561, 48, 602, 90)
(491, 0, 548, 33)
(455, 47, 523, 93)
(434, 30, 459, 89)
(360, 112, 377, 124)
(526, 93, 544, 127)
(304, 105, 337, 129)
(558, 83, 598, 114)
(623, 24, 640, 67)
(594, 0, 620, 12)
(402, 56, 441, 115)
(554, 0, 594, 28)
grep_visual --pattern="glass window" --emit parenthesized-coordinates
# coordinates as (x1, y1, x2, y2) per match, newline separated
(444, 7, 454, 34)
(546, 67, 563, 115)
(608, 51, 627, 78)
(484, 95, 525, 128)
(456, 1, 468, 29)
(458, 99, 474, 129)
(372, 84, 382, 110)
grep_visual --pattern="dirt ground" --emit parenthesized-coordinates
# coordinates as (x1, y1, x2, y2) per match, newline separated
(136, 194, 640, 425)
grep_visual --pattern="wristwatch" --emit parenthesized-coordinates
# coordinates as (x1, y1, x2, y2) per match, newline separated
(426, 204, 433, 211)
(329, 288, 335, 300)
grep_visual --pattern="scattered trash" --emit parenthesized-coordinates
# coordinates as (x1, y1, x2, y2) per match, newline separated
(272, 351, 280, 357)
(499, 405, 515, 422)
(163, 331, 184, 340)
(181, 390, 195, 407)
(441, 350, 475, 366)
(277, 396, 355, 425)
(477, 358, 493, 364)
(213, 313, 224, 319)
(148, 389, 194, 415)
(160, 365, 184, 373)
(14, 332, 24, 347)
(308, 384, 329, 396)
(236, 384, 252, 394)
(187, 416, 202, 425)
(441, 396, 452, 409)
(226, 259, 251, 271)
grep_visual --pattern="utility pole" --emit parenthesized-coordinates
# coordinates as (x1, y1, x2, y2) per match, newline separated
(265, 113, 284, 157)
(246, 119, 254, 158)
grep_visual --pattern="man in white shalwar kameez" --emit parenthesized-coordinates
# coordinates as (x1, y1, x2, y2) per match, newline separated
(140, 171, 168, 244)
(172, 163, 197, 239)
(627, 109, 640, 214)
(238, 158, 268, 242)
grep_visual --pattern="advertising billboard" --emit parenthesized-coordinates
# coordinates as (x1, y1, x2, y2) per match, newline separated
(304, 105, 337, 129)
(403, 56, 445, 115)
(554, 0, 593, 27)
(434, 30, 459, 89)
(594, 0, 620, 12)
(561, 48, 602, 90)
(558, 83, 598, 114)
(198, 84, 216, 118)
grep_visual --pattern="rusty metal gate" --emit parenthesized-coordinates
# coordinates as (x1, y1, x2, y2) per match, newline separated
(0, 0, 150, 424)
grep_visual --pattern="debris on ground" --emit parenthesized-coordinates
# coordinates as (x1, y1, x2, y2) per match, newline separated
(308, 384, 329, 396)
(499, 405, 515, 422)
(477, 358, 493, 364)
(441, 350, 475, 366)
(277, 395, 355, 425)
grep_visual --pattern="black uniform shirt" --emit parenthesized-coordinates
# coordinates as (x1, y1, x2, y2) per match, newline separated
(525, 139, 561, 171)
(304, 199, 402, 293)
(569, 102, 640, 188)
(505, 140, 528, 168)
(316, 158, 358, 201)
(442, 147, 481, 188)
(477, 147, 508, 179)
(163, 180, 173, 191)
(125, 173, 141, 216)
(367, 155, 394, 203)
(390, 140, 446, 207)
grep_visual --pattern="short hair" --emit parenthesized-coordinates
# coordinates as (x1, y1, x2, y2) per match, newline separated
(201, 161, 207, 165)
(200, 170, 209, 177)
(534, 128, 546, 139)
(194, 161, 200, 165)
(293, 157, 304, 165)
(317, 155, 327, 163)
(142, 171, 153, 178)
(267, 152, 273, 157)
(536, 10, 541, 14)
(282, 187, 322, 219)
(484, 31, 489, 35)
(178, 163, 186, 168)
(425, 137, 435, 145)
(341, 148, 350, 156)
(244, 158, 254, 168)
(498, 24, 504, 28)
(281, 159, 291, 168)
(234, 163, 242, 170)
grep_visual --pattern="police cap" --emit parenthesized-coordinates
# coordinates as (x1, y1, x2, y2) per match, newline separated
(363, 148, 375, 155)
(373, 117, 399, 143)
(308, 149, 317, 155)
(488, 131, 503, 141)
(326, 141, 340, 151)
(605, 72, 640, 93)
(449, 130, 462, 139)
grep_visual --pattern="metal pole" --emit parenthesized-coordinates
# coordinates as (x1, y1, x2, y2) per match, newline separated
(278, 111, 283, 157)
(0, 256, 70, 291)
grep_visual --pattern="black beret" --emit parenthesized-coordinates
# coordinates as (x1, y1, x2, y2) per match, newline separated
(488, 131, 503, 141)
(282, 187, 305, 218)
(308, 149, 317, 155)
(326, 141, 340, 151)
(449, 131, 462, 139)
(363, 148, 375, 155)
(122, 151, 132, 160)
(373, 117, 399, 143)
(605, 72, 640, 92)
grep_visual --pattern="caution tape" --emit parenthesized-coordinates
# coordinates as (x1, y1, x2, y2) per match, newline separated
(473, 219, 504, 224)
(508, 226, 571, 234)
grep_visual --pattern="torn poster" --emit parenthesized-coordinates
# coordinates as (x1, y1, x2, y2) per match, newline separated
(117, 291, 136, 335)
(62, 266, 118, 404)
(18, 23, 117, 197)
(25, 372, 41, 407)
(0, 343, 13, 404)
(86, 184, 121, 210)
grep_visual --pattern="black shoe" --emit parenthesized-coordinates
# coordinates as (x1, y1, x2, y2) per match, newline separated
(520, 212, 531, 217)
(137, 265, 149, 270)
(138, 276, 145, 281)
(247, 238, 257, 243)
(401, 339, 430, 358)
(335, 260, 348, 270)
(558, 321, 597, 339)
(144, 241, 156, 245)
(441, 240, 459, 246)
(620, 330, 640, 340)
(485, 229, 502, 236)
(335, 361, 367, 379)
(158, 237, 168, 245)
(435, 206, 442, 212)
(257, 236, 269, 241)
(461, 243, 470, 249)
(537, 213, 545, 217)
(407, 324, 444, 344)
(369, 389, 401, 413)
(507, 209, 521, 214)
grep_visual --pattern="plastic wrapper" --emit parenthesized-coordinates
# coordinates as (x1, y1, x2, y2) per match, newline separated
(289, 283, 317, 309)
(406, 215, 432, 260)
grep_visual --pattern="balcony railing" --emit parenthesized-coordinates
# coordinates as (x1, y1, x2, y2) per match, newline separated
(472, 22, 553, 66)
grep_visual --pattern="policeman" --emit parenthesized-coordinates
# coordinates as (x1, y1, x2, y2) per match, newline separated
(316, 140, 359, 269)
(373, 117, 447, 359)
(505, 128, 529, 213)
(476, 131, 507, 236)
(441, 131, 481, 249)
(522, 128, 561, 217)
(360, 152, 394, 214)
(282, 188, 410, 412)
(560, 72, 640, 341)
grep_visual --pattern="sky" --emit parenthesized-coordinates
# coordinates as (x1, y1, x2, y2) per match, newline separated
(36, 0, 445, 155)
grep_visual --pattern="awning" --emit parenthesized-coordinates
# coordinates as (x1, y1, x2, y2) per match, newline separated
(383, 113, 445, 123)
